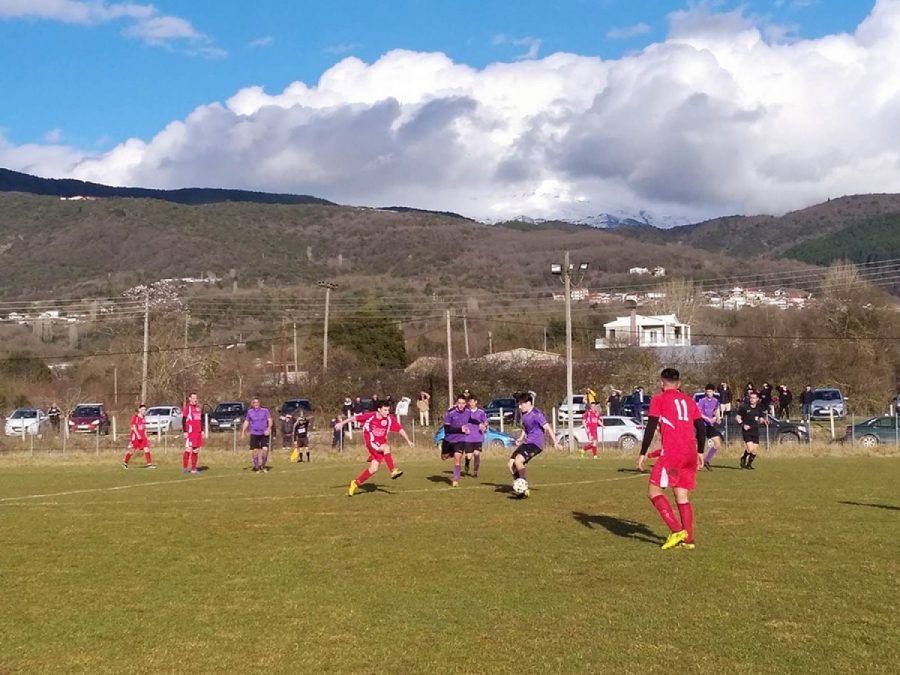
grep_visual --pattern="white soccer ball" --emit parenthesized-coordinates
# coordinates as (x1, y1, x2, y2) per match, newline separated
(512, 478, 529, 495)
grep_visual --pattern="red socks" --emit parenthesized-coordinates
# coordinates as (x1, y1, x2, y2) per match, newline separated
(182, 451, 190, 469)
(123, 452, 133, 464)
(355, 468, 373, 485)
(383, 453, 396, 471)
(190, 452, 199, 470)
(651, 494, 682, 532)
(677, 502, 694, 543)
(144, 451, 153, 465)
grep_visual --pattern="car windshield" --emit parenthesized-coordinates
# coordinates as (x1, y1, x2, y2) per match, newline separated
(146, 408, 170, 416)
(214, 404, 244, 414)
(11, 409, 37, 419)
(283, 400, 311, 413)
(73, 406, 101, 417)
(814, 390, 841, 401)
(487, 399, 514, 408)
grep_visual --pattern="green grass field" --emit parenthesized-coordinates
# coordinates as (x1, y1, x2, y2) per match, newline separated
(1, 450, 898, 674)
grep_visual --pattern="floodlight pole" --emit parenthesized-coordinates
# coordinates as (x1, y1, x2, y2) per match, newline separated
(318, 281, 338, 372)
(563, 251, 575, 454)
(140, 289, 150, 404)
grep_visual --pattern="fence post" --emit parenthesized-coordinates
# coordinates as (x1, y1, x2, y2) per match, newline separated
(499, 409, 504, 433)
(96, 425, 100, 455)
(233, 425, 237, 455)
(552, 407, 557, 435)
(112, 416, 117, 443)
(829, 407, 835, 441)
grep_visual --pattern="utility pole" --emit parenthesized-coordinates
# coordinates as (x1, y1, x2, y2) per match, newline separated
(140, 289, 150, 403)
(543, 326, 548, 352)
(463, 310, 470, 358)
(446, 309, 454, 408)
(113, 365, 118, 406)
(318, 281, 338, 371)
(488, 331, 493, 354)
(183, 312, 189, 350)
(292, 321, 298, 377)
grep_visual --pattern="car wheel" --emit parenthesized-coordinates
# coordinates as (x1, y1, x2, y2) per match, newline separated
(860, 434, 880, 448)
(777, 433, 799, 445)
(490, 439, 505, 449)
(618, 434, 637, 450)
(558, 435, 571, 448)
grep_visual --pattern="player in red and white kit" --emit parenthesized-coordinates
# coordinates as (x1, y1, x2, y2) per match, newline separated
(182, 392, 204, 475)
(121, 404, 155, 469)
(637, 368, 706, 550)
(580, 401, 603, 459)
(336, 400, 413, 496)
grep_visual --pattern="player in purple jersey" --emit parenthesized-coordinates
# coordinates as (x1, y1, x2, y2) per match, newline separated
(463, 393, 488, 477)
(509, 391, 559, 498)
(241, 398, 273, 473)
(697, 384, 723, 470)
(442, 394, 472, 487)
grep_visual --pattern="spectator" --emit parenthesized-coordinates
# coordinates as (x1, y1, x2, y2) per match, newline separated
(351, 397, 364, 429)
(342, 397, 353, 419)
(760, 383, 775, 415)
(607, 389, 622, 416)
(800, 385, 815, 420)
(280, 411, 295, 452)
(47, 403, 62, 433)
(717, 382, 733, 415)
(416, 391, 431, 426)
(742, 382, 755, 406)
(777, 385, 793, 421)
(331, 415, 345, 449)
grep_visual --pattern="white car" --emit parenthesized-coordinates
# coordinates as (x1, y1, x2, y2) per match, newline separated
(557, 394, 587, 423)
(5, 408, 49, 436)
(144, 405, 183, 434)
(555, 415, 645, 450)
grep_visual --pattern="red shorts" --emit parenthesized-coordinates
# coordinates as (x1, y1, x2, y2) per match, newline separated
(130, 438, 149, 450)
(185, 434, 203, 450)
(649, 451, 698, 491)
(366, 444, 388, 462)
(586, 427, 599, 442)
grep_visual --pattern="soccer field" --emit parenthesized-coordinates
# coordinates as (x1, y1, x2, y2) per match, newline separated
(1, 454, 898, 674)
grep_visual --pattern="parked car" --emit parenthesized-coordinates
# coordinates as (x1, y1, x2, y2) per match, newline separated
(845, 416, 899, 447)
(280, 398, 314, 417)
(557, 394, 586, 423)
(432, 426, 517, 449)
(720, 413, 809, 444)
(555, 416, 645, 450)
(809, 388, 846, 419)
(484, 397, 517, 424)
(208, 401, 247, 432)
(4, 408, 48, 436)
(144, 405, 183, 434)
(68, 403, 111, 435)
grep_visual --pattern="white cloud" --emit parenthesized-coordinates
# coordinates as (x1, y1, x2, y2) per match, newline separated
(5, 1, 900, 224)
(247, 35, 274, 48)
(606, 22, 652, 40)
(44, 127, 64, 143)
(0, 0, 222, 54)
(323, 42, 359, 55)
(492, 33, 542, 60)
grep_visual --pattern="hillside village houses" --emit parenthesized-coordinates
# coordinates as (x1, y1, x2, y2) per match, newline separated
(552, 285, 811, 310)
(594, 314, 692, 349)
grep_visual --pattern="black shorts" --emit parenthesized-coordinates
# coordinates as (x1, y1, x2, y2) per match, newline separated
(742, 431, 759, 444)
(441, 439, 467, 458)
(250, 434, 270, 450)
(281, 434, 293, 448)
(511, 443, 543, 464)
(462, 442, 482, 453)
(705, 426, 723, 440)
(294, 436, 309, 448)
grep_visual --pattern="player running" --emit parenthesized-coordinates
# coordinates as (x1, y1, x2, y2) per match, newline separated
(182, 392, 204, 474)
(463, 394, 488, 477)
(241, 397, 272, 473)
(442, 394, 471, 487)
(697, 384, 723, 470)
(580, 401, 603, 459)
(509, 391, 559, 498)
(637, 368, 706, 550)
(737, 389, 766, 469)
(121, 404, 155, 469)
(338, 400, 413, 496)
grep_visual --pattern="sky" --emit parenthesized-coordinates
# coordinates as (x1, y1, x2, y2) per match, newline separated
(0, 0, 894, 223)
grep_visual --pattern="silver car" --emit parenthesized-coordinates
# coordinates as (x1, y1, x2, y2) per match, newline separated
(555, 415, 645, 450)
(5, 408, 49, 436)
(144, 405, 183, 434)
(810, 388, 846, 419)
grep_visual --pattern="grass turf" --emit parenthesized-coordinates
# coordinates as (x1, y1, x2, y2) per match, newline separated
(1, 453, 898, 674)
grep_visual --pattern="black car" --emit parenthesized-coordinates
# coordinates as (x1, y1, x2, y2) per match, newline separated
(621, 393, 650, 420)
(280, 398, 314, 417)
(719, 412, 809, 445)
(484, 397, 517, 424)
(208, 401, 247, 432)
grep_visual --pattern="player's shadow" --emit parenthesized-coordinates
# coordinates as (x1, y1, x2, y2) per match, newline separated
(426, 474, 453, 485)
(330, 483, 394, 494)
(839, 501, 900, 511)
(616, 468, 644, 474)
(481, 481, 515, 495)
(572, 512, 664, 545)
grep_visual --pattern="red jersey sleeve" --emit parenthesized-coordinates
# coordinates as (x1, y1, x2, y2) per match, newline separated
(388, 415, 403, 433)
(356, 412, 376, 425)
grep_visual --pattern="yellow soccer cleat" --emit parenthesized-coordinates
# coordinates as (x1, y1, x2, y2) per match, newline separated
(347, 480, 358, 497)
(661, 529, 689, 550)
(391, 469, 404, 480)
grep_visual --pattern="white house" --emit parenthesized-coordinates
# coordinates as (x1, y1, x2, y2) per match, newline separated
(595, 314, 692, 349)
(628, 267, 650, 275)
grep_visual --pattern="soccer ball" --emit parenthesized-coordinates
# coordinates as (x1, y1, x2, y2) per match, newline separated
(512, 478, 529, 496)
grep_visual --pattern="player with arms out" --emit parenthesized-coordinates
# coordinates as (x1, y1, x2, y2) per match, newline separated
(182, 392, 204, 475)
(338, 400, 413, 496)
(637, 368, 706, 550)
(697, 384, 723, 470)
(121, 404, 155, 469)
(580, 401, 603, 459)
(509, 391, 559, 498)
(464, 393, 488, 477)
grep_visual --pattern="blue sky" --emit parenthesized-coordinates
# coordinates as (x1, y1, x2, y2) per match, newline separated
(0, 0, 873, 148)
(0, 0, 894, 222)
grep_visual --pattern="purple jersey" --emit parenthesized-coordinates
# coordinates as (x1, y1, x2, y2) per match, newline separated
(522, 406, 549, 448)
(246, 407, 271, 435)
(697, 397, 720, 427)
(443, 408, 471, 443)
(465, 407, 488, 443)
